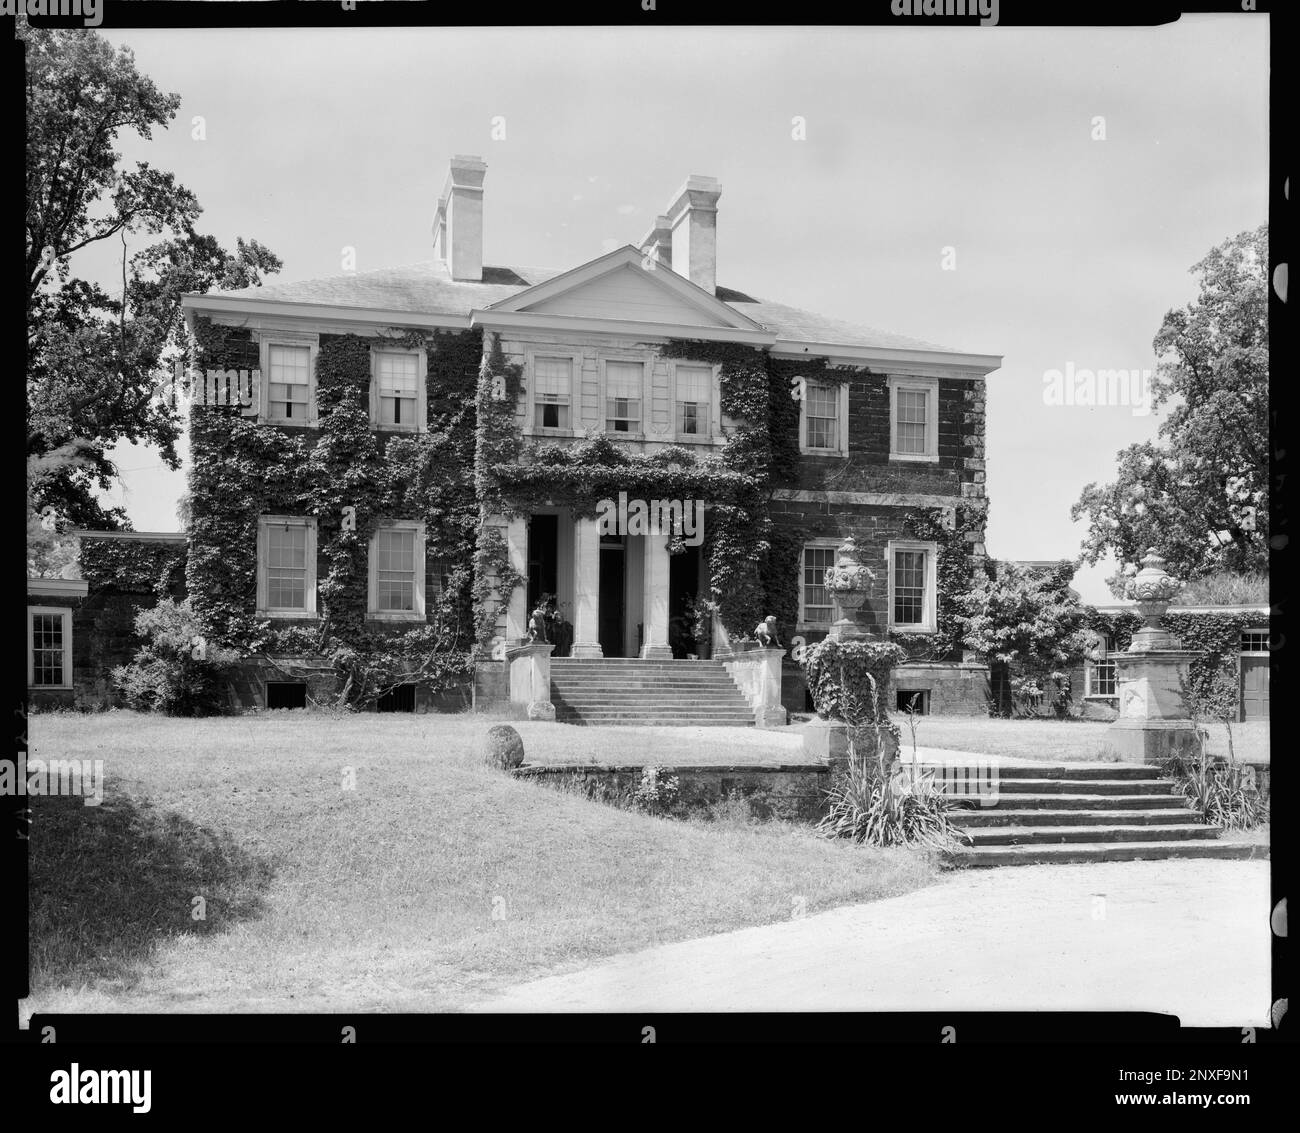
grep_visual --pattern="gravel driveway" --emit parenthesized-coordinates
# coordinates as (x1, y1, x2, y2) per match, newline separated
(472, 859, 1272, 1027)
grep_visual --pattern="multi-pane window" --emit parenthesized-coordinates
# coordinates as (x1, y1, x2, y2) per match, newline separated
(802, 546, 836, 624)
(676, 365, 711, 437)
(29, 609, 69, 687)
(266, 522, 308, 611)
(1241, 630, 1270, 652)
(375, 352, 419, 427)
(804, 382, 839, 451)
(430, 556, 452, 596)
(890, 376, 938, 459)
(258, 516, 317, 616)
(533, 356, 572, 429)
(268, 344, 311, 421)
(376, 528, 417, 613)
(895, 389, 929, 455)
(892, 549, 927, 627)
(605, 361, 643, 433)
(1088, 635, 1117, 696)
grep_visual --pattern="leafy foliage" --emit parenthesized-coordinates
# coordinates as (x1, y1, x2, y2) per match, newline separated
(953, 561, 1090, 716)
(111, 598, 241, 715)
(1072, 227, 1269, 590)
(24, 24, 281, 528)
(802, 638, 907, 725)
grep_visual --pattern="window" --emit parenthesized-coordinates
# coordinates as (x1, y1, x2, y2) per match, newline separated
(257, 516, 318, 617)
(430, 557, 453, 597)
(897, 689, 929, 715)
(800, 544, 837, 625)
(1241, 630, 1270, 653)
(803, 382, 840, 451)
(259, 334, 318, 425)
(1086, 635, 1117, 697)
(376, 684, 417, 713)
(28, 607, 72, 688)
(265, 682, 307, 710)
(604, 360, 643, 434)
(889, 375, 939, 461)
(533, 355, 573, 430)
(368, 520, 426, 620)
(267, 344, 311, 422)
(371, 349, 426, 431)
(675, 364, 712, 437)
(887, 540, 937, 632)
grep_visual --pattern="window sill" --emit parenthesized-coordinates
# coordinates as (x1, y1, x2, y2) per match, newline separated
(799, 447, 848, 457)
(372, 423, 426, 434)
(367, 611, 426, 622)
(888, 453, 940, 463)
(888, 625, 937, 635)
(523, 426, 581, 439)
(29, 684, 72, 691)
(256, 610, 320, 620)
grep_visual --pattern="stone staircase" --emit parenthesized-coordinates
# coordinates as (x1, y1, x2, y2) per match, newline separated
(945, 764, 1267, 866)
(550, 658, 756, 726)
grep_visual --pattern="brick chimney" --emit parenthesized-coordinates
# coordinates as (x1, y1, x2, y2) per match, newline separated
(638, 215, 673, 270)
(665, 175, 721, 294)
(432, 155, 487, 281)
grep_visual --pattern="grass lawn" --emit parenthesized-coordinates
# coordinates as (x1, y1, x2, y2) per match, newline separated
(903, 716, 1270, 764)
(23, 710, 937, 1018)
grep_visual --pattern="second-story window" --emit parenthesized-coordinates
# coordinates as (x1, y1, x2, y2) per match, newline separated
(804, 381, 840, 451)
(268, 344, 311, 422)
(533, 356, 572, 429)
(889, 375, 939, 461)
(676, 365, 711, 437)
(375, 352, 418, 427)
(605, 361, 643, 434)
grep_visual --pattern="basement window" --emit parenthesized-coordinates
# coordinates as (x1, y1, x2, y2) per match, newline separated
(896, 690, 929, 715)
(266, 681, 307, 710)
(376, 684, 416, 713)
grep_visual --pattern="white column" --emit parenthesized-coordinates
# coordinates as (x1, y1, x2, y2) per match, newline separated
(571, 517, 603, 658)
(640, 533, 673, 659)
(505, 515, 528, 643)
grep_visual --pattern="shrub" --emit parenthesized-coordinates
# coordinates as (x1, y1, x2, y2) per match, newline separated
(632, 765, 680, 816)
(1162, 743, 1267, 831)
(818, 757, 968, 850)
(112, 598, 241, 716)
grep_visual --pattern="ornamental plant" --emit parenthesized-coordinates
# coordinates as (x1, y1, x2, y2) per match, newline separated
(801, 638, 906, 725)
(112, 598, 242, 715)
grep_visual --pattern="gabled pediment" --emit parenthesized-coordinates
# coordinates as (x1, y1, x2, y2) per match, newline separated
(484, 246, 765, 331)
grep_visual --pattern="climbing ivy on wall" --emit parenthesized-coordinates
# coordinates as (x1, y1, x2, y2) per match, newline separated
(186, 318, 483, 700)
(890, 507, 984, 661)
(80, 538, 187, 599)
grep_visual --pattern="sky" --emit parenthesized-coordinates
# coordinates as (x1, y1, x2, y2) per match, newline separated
(80, 18, 1270, 605)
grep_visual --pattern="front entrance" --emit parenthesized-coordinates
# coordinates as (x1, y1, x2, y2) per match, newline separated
(668, 544, 704, 658)
(598, 533, 626, 657)
(526, 514, 559, 615)
(1241, 655, 1269, 720)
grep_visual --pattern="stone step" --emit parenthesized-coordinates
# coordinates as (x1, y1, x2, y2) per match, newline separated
(950, 807, 1203, 828)
(961, 824, 1221, 846)
(978, 779, 1175, 796)
(550, 681, 745, 691)
(951, 840, 1268, 867)
(951, 793, 1188, 810)
(551, 660, 728, 668)
(557, 718, 756, 727)
(967, 765, 1159, 781)
(557, 708, 755, 719)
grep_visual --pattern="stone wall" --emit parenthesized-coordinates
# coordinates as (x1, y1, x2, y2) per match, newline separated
(226, 655, 473, 712)
(513, 761, 830, 821)
(892, 662, 990, 716)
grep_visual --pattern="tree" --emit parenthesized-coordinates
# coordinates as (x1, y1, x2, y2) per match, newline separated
(24, 23, 281, 531)
(1072, 226, 1269, 594)
(954, 561, 1091, 716)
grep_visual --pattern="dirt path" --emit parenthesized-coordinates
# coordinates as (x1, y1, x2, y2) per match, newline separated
(472, 859, 1272, 1026)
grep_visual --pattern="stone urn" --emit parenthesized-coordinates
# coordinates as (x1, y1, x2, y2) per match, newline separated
(823, 537, 875, 640)
(1122, 549, 1184, 652)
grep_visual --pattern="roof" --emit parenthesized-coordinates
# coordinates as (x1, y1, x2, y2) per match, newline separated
(213, 258, 966, 355)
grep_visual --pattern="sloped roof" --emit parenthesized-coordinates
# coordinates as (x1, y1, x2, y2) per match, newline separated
(213, 258, 964, 355)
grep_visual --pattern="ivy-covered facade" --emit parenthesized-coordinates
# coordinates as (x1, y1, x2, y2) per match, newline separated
(158, 158, 1005, 712)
